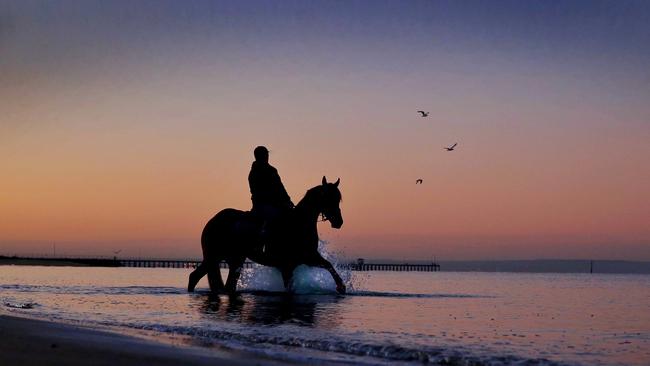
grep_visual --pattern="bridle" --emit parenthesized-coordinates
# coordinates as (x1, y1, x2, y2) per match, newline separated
(316, 186, 341, 222)
(317, 190, 337, 223)
(318, 212, 329, 222)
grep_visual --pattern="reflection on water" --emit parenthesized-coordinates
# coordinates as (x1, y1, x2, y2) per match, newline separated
(1, 266, 650, 365)
(195, 292, 343, 329)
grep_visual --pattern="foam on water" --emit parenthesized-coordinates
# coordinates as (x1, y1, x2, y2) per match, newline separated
(120, 320, 560, 366)
(4, 301, 38, 309)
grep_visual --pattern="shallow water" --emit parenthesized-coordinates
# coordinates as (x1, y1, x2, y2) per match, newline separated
(1, 264, 649, 365)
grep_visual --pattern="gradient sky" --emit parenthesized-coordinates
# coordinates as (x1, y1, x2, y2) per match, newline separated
(1, 1, 649, 260)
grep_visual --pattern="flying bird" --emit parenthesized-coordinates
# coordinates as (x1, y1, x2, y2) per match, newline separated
(416, 179, 423, 184)
(444, 143, 458, 151)
(417, 111, 429, 117)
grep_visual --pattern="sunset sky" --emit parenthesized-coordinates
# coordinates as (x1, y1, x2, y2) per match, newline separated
(1, 1, 649, 260)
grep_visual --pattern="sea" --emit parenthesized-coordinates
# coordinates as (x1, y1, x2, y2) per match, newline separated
(2, 260, 649, 365)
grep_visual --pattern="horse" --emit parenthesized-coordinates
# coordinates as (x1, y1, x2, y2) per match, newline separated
(187, 176, 346, 294)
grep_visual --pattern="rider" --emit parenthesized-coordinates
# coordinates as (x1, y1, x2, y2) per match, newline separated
(248, 146, 294, 254)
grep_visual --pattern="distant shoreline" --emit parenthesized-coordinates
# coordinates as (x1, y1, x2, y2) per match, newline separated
(2, 256, 650, 274)
(391, 259, 650, 274)
(0, 256, 120, 267)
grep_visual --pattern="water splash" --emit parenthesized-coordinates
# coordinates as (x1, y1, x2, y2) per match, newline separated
(238, 239, 356, 294)
(318, 239, 360, 292)
(238, 266, 285, 292)
(290, 265, 337, 294)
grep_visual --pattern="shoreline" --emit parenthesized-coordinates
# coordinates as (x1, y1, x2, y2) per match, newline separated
(0, 313, 292, 366)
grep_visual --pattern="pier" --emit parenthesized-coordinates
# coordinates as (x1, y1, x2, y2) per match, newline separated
(1, 256, 440, 272)
(349, 262, 440, 272)
(117, 259, 440, 271)
(118, 259, 247, 269)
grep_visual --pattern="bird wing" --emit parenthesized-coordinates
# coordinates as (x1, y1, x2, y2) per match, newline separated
(451, 143, 457, 148)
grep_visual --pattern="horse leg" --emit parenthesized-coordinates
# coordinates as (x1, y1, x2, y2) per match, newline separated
(188, 261, 208, 292)
(207, 262, 225, 293)
(281, 266, 295, 292)
(311, 255, 346, 294)
(224, 258, 245, 294)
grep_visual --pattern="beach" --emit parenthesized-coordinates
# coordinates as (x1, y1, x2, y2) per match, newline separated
(0, 314, 287, 366)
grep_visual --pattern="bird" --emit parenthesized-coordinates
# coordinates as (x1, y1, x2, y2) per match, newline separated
(112, 249, 122, 261)
(416, 179, 423, 184)
(444, 143, 458, 151)
(417, 111, 429, 117)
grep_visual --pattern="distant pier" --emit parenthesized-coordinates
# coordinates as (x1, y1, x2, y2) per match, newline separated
(1, 256, 440, 272)
(119, 259, 239, 269)
(348, 262, 440, 272)
(348, 258, 440, 272)
(117, 258, 440, 271)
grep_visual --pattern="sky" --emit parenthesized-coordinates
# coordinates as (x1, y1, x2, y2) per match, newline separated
(1, 1, 649, 260)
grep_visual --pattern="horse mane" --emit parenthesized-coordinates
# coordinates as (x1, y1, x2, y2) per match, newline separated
(296, 184, 342, 209)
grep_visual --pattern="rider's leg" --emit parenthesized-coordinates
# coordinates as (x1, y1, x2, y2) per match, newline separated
(250, 206, 269, 254)
(260, 205, 281, 255)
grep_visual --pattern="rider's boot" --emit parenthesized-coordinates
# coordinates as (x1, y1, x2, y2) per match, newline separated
(250, 221, 268, 258)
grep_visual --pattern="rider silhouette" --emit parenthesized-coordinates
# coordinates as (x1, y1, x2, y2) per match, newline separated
(248, 146, 294, 253)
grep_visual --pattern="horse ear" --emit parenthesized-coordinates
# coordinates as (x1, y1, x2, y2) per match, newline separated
(322, 176, 327, 185)
(334, 178, 340, 187)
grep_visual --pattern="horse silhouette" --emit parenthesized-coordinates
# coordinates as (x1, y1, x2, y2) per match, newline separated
(188, 176, 346, 294)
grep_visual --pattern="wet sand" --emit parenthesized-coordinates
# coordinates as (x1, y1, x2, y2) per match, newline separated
(0, 314, 290, 366)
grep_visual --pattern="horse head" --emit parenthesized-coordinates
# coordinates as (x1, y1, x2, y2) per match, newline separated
(320, 176, 343, 229)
